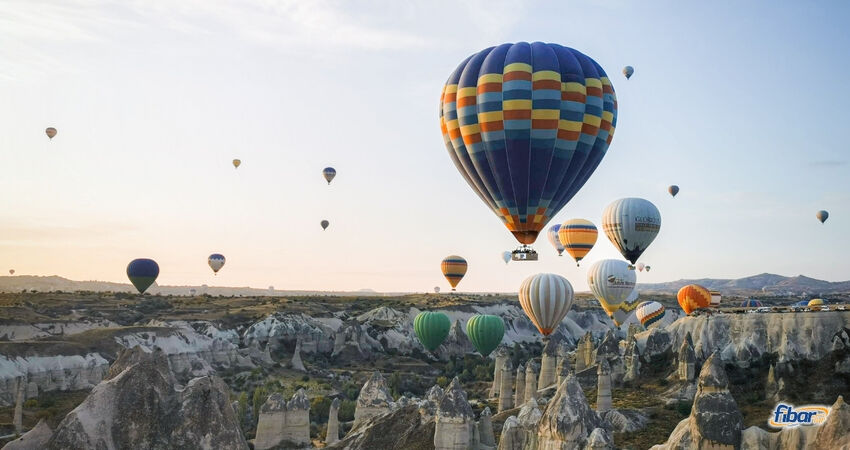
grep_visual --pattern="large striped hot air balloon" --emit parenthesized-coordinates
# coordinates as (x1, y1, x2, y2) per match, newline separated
(558, 219, 598, 266)
(635, 301, 665, 328)
(547, 224, 565, 256)
(439, 42, 617, 250)
(518, 273, 574, 336)
(414, 311, 451, 351)
(127, 258, 159, 294)
(466, 314, 505, 357)
(602, 198, 661, 264)
(677, 284, 712, 314)
(441, 255, 467, 291)
(208, 253, 225, 275)
(587, 259, 637, 326)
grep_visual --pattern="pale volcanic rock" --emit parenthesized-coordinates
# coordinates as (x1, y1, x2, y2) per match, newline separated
(326, 398, 341, 445)
(515, 364, 526, 406)
(584, 427, 614, 450)
(353, 371, 394, 427)
(524, 362, 538, 403)
(434, 377, 475, 450)
(536, 375, 602, 449)
(1, 419, 52, 450)
(497, 398, 542, 450)
(491, 345, 510, 398)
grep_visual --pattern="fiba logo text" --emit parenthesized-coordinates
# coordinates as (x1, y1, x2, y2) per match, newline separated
(769, 403, 829, 428)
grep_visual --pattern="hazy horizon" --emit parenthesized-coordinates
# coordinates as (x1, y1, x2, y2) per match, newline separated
(2, 1, 849, 292)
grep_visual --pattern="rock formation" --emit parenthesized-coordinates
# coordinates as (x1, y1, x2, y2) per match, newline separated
(677, 337, 696, 381)
(491, 345, 510, 397)
(555, 341, 570, 375)
(353, 371, 394, 427)
(596, 359, 612, 413)
(326, 397, 341, 445)
(592, 331, 620, 367)
(2, 419, 52, 450)
(478, 407, 496, 449)
(585, 427, 615, 450)
(537, 375, 602, 449)
(0, 353, 108, 406)
(575, 332, 594, 371)
(254, 389, 311, 449)
(334, 404, 435, 450)
(434, 377, 474, 450)
(810, 395, 850, 449)
(499, 359, 514, 412)
(515, 363, 526, 406)
(524, 362, 538, 403)
(435, 320, 476, 360)
(291, 336, 306, 371)
(627, 323, 642, 342)
(623, 338, 641, 383)
(557, 355, 570, 387)
(538, 338, 559, 389)
(13, 377, 23, 434)
(651, 352, 742, 450)
(45, 346, 248, 450)
(498, 398, 542, 450)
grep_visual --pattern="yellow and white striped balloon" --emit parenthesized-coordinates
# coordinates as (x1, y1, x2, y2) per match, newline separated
(587, 259, 637, 325)
(518, 273, 574, 336)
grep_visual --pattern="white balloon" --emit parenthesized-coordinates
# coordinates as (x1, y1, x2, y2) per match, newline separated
(518, 273, 574, 336)
(602, 198, 661, 264)
(208, 254, 226, 274)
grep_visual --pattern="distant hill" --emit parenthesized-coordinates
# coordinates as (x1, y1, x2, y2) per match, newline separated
(638, 273, 850, 296)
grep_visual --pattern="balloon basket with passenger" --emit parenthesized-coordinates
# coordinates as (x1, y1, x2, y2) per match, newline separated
(511, 245, 538, 261)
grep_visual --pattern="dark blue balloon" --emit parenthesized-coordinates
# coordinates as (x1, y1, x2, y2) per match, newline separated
(127, 258, 159, 294)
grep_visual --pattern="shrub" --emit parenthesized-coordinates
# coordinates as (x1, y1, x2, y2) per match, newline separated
(310, 396, 332, 424)
(24, 399, 37, 408)
(339, 399, 356, 422)
(676, 401, 692, 417)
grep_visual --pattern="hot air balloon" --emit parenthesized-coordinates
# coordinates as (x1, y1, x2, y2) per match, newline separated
(8, 269, 14, 275)
(518, 273, 574, 336)
(623, 66, 634, 79)
(414, 311, 451, 351)
(232, 159, 241, 169)
(189, 288, 196, 296)
(558, 219, 598, 266)
(636, 262, 646, 272)
(668, 185, 679, 197)
(45, 127, 57, 139)
(502, 251, 512, 264)
(635, 301, 665, 328)
(321, 220, 329, 230)
(127, 258, 159, 294)
(441, 255, 467, 291)
(602, 198, 661, 264)
(741, 299, 762, 308)
(434, 286, 441, 294)
(323, 167, 336, 184)
(808, 298, 824, 311)
(677, 284, 712, 314)
(439, 42, 618, 259)
(587, 259, 638, 326)
(466, 314, 505, 357)
(816, 210, 829, 223)
(645, 265, 651, 272)
(547, 224, 565, 256)
(208, 253, 225, 275)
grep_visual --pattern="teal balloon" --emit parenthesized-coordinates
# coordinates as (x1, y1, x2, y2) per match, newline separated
(466, 314, 505, 357)
(413, 311, 451, 351)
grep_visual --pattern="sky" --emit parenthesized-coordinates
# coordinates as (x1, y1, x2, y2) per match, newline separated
(1, 0, 849, 293)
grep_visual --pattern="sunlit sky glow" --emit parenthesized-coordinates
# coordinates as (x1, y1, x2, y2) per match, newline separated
(1, 1, 849, 292)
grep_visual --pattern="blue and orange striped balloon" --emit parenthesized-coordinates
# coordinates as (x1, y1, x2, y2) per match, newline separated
(439, 42, 617, 245)
(440, 255, 468, 291)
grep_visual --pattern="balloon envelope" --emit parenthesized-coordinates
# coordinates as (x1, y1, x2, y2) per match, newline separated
(208, 253, 225, 274)
(816, 210, 829, 223)
(635, 301, 665, 328)
(587, 259, 638, 325)
(547, 224, 565, 256)
(127, 258, 159, 294)
(466, 314, 505, 357)
(636, 262, 646, 272)
(321, 220, 329, 230)
(558, 219, 598, 266)
(602, 198, 661, 264)
(323, 167, 336, 184)
(677, 284, 712, 314)
(518, 273, 574, 336)
(441, 255, 467, 290)
(439, 42, 618, 245)
(45, 127, 57, 139)
(8, 269, 14, 275)
(502, 251, 512, 264)
(741, 299, 762, 307)
(668, 185, 679, 197)
(434, 286, 441, 294)
(232, 159, 241, 168)
(623, 66, 634, 79)
(414, 311, 451, 351)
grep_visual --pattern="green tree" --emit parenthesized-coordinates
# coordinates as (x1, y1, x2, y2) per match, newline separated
(252, 387, 268, 425)
(237, 391, 249, 426)
(310, 396, 332, 424)
(339, 399, 356, 422)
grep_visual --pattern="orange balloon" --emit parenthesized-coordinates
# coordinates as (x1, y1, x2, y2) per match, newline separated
(677, 284, 712, 314)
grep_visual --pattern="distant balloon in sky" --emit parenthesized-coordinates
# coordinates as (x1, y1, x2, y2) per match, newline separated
(322, 167, 336, 185)
(623, 66, 634, 79)
(558, 219, 598, 266)
(189, 288, 196, 296)
(232, 159, 241, 169)
(602, 198, 661, 264)
(636, 262, 645, 272)
(587, 259, 637, 326)
(502, 251, 512, 265)
(645, 265, 651, 272)
(466, 314, 505, 357)
(816, 210, 829, 223)
(635, 301, 665, 328)
(127, 258, 159, 294)
(434, 286, 441, 294)
(439, 42, 617, 247)
(45, 127, 57, 139)
(414, 311, 451, 351)
(668, 185, 679, 197)
(208, 253, 225, 275)
(8, 269, 14, 275)
(518, 273, 574, 336)
(677, 284, 711, 314)
(547, 224, 565, 256)
(320, 220, 329, 230)
(441, 255, 467, 291)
